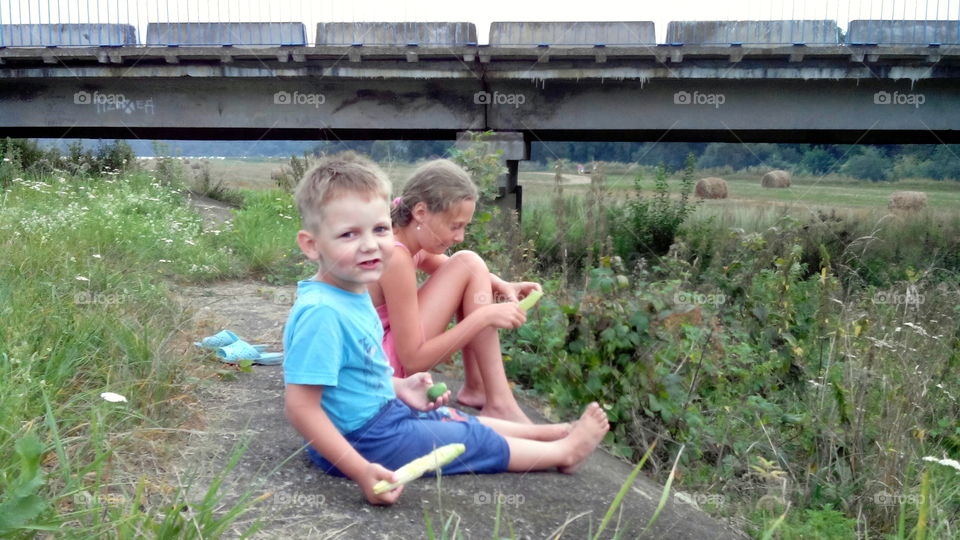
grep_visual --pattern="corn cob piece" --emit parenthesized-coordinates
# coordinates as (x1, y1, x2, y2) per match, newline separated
(372, 443, 466, 494)
(518, 290, 544, 311)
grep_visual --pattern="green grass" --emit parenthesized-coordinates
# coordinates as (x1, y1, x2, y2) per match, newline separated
(0, 171, 297, 537)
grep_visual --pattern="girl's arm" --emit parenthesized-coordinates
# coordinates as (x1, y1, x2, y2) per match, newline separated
(379, 249, 523, 374)
(285, 384, 402, 505)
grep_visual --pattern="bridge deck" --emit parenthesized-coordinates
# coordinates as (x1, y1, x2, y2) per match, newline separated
(1, 45, 959, 80)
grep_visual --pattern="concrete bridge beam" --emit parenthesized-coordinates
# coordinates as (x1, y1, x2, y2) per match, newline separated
(456, 131, 530, 215)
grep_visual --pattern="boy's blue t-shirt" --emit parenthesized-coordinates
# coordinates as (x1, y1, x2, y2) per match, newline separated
(282, 280, 396, 434)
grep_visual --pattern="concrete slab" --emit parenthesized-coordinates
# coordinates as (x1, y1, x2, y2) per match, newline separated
(489, 22, 656, 46)
(665, 20, 840, 45)
(847, 20, 960, 45)
(316, 22, 477, 46)
(173, 279, 746, 539)
(145, 22, 306, 46)
(0, 24, 137, 46)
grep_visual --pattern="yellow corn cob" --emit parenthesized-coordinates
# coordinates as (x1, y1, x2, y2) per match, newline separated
(518, 290, 544, 311)
(372, 443, 466, 494)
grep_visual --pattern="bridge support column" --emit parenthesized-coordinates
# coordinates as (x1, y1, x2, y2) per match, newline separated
(455, 131, 530, 217)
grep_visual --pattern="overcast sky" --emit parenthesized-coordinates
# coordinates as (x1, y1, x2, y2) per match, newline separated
(7, 0, 958, 43)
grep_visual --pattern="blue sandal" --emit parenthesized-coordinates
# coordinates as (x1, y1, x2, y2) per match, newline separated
(215, 339, 283, 366)
(195, 330, 267, 352)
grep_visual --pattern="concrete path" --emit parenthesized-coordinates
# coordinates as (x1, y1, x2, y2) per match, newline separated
(173, 281, 745, 539)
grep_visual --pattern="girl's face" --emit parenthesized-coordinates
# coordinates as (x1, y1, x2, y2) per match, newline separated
(417, 199, 475, 254)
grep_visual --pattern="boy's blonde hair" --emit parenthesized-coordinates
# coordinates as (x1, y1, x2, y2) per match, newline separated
(391, 159, 478, 227)
(295, 151, 392, 232)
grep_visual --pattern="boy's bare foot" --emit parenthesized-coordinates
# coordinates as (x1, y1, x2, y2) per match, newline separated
(558, 402, 609, 474)
(546, 421, 574, 441)
(479, 404, 533, 424)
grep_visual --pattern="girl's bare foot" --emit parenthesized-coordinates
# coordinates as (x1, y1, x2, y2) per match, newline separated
(558, 403, 609, 474)
(455, 388, 486, 410)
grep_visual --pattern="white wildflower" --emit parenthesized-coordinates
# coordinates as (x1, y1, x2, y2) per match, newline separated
(903, 322, 929, 337)
(923, 456, 960, 472)
(92, 254, 102, 259)
(100, 392, 127, 403)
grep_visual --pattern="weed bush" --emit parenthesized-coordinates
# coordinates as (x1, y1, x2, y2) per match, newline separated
(504, 211, 959, 537)
(610, 154, 699, 265)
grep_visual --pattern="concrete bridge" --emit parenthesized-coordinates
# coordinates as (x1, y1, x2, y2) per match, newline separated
(2, 20, 959, 199)
(2, 20, 959, 143)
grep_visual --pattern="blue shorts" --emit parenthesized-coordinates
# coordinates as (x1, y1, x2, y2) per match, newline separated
(307, 399, 510, 477)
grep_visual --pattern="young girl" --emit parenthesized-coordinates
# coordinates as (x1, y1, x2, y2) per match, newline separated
(366, 159, 540, 424)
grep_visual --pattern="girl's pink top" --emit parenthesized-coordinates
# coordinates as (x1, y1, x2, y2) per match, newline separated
(375, 241, 424, 379)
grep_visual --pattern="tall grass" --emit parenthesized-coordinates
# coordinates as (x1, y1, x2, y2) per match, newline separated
(0, 171, 291, 536)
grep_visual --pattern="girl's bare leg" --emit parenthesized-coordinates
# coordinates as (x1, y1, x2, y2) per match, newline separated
(417, 251, 530, 423)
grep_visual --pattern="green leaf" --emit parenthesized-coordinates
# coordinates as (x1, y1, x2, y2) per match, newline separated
(0, 495, 46, 531)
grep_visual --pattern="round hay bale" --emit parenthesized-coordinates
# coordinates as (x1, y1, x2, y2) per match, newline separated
(695, 177, 728, 199)
(761, 170, 791, 188)
(888, 190, 928, 211)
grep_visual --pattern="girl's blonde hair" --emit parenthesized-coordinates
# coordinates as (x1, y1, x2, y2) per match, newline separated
(391, 159, 478, 227)
(294, 151, 391, 232)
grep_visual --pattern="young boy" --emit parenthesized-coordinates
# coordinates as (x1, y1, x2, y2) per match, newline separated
(284, 153, 610, 505)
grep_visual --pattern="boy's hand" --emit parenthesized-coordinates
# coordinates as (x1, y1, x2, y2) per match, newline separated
(395, 372, 450, 411)
(358, 462, 404, 505)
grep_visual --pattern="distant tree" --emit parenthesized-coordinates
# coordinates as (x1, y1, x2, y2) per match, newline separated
(801, 146, 835, 175)
(840, 147, 892, 181)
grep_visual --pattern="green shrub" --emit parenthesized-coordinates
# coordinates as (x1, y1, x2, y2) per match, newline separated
(610, 154, 699, 264)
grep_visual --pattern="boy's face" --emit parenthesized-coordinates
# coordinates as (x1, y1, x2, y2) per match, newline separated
(297, 192, 394, 293)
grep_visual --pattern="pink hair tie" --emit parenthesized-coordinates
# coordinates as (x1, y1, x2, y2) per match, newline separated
(392, 196, 403, 208)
